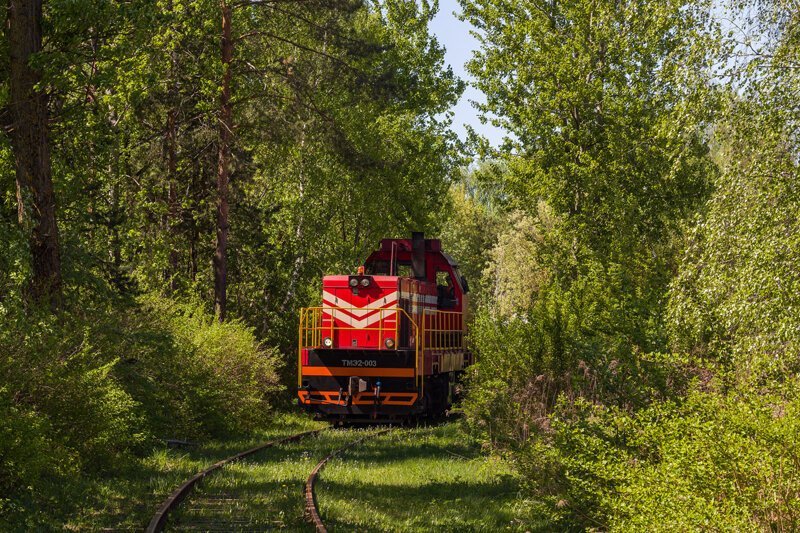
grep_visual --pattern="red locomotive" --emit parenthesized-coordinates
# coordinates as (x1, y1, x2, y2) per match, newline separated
(298, 233, 472, 421)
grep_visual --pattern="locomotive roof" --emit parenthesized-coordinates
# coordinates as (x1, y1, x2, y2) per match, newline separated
(375, 238, 459, 268)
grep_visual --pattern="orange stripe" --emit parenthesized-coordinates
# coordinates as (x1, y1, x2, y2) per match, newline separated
(301, 366, 414, 378)
(298, 390, 418, 406)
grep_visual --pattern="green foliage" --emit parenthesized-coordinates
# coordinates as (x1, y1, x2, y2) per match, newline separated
(461, 0, 717, 244)
(439, 164, 506, 308)
(134, 295, 281, 436)
(459, 0, 718, 361)
(7, 0, 800, 529)
(0, 395, 78, 530)
(0, 292, 280, 526)
(612, 387, 800, 531)
(451, 2, 800, 531)
(668, 96, 800, 386)
(0, 309, 147, 468)
(508, 385, 800, 531)
(2, 0, 463, 345)
(464, 309, 691, 453)
(2, 0, 460, 526)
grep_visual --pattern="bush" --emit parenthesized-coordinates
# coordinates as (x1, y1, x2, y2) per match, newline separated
(133, 294, 282, 437)
(463, 302, 690, 449)
(486, 380, 800, 531)
(0, 307, 147, 468)
(0, 395, 78, 530)
(0, 293, 282, 526)
(609, 387, 800, 531)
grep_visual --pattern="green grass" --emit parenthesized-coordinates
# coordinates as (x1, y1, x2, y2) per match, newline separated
(63, 412, 325, 531)
(169, 426, 367, 530)
(167, 420, 542, 532)
(316, 422, 539, 532)
(59, 415, 542, 531)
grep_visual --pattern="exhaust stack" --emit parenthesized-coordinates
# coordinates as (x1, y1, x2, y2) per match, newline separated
(412, 232, 426, 280)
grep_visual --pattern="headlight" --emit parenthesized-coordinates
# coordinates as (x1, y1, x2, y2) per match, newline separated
(349, 278, 358, 287)
(323, 337, 333, 348)
(360, 277, 370, 287)
(384, 338, 395, 349)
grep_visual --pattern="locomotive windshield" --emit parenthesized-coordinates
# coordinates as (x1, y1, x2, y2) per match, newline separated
(364, 260, 388, 274)
(365, 259, 412, 277)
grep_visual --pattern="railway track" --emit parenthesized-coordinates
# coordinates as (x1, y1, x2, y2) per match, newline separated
(146, 426, 393, 532)
(145, 428, 325, 533)
(304, 427, 393, 533)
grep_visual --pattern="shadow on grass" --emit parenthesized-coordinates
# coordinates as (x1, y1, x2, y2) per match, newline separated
(336, 438, 480, 465)
(319, 476, 523, 533)
(71, 417, 326, 531)
(157, 423, 546, 532)
(314, 424, 548, 532)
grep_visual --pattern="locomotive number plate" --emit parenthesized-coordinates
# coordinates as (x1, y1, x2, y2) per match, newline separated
(342, 359, 378, 367)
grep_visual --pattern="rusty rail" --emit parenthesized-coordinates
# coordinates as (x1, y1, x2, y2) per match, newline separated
(304, 427, 393, 532)
(146, 428, 325, 533)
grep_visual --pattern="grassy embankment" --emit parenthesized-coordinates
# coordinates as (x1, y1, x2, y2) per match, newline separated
(169, 421, 542, 532)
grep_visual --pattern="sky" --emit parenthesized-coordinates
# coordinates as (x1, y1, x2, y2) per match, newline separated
(429, 0, 506, 147)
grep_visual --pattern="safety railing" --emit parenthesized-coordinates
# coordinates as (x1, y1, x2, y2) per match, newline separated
(298, 305, 467, 400)
(299, 306, 409, 351)
(298, 306, 421, 393)
(423, 310, 465, 352)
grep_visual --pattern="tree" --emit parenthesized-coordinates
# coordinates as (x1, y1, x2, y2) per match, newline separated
(458, 7, 724, 517)
(669, 2, 800, 378)
(0, 0, 462, 335)
(214, 0, 233, 321)
(460, 0, 718, 351)
(7, 0, 62, 308)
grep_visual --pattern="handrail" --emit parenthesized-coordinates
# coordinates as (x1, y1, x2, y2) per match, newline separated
(298, 307, 420, 393)
(298, 305, 466, 403)
(423, 309, 466, 352)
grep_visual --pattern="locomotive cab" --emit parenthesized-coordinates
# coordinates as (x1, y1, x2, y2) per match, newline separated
(298, 232, 472, 421)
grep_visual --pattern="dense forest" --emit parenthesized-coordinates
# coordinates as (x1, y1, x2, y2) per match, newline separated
(1, 0, 799, 529)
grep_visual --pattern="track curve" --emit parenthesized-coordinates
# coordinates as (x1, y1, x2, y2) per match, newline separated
(146, 428, 326, 533)
(304, 427, 393, 533)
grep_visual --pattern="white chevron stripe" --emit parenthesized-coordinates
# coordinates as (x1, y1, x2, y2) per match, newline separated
(322, 290, 398, 318)
(324, 308, 397, 329)
(321, 289, 399, 330)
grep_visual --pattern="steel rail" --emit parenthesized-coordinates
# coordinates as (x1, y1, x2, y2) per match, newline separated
(304, 427, 393, 533)
(146, 428, 326, 533)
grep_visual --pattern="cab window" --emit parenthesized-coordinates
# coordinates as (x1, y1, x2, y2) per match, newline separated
(396, 262, 412, 278)
(365, 260, 412, 277)
(365, 260, 389, 275)
(436, 269, 457, 308)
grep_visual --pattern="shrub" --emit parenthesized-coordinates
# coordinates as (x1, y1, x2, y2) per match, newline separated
(610, 386, 800, 531)
(0, 292, 283, 526)
(0, 394, 78, 530)
(133, 294, 282, 436)
(496, 382, 800, 531)
(463, 303, 690, 449)
(0, 307, 148, 471)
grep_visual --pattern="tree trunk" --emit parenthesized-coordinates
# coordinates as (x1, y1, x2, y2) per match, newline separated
(8, 0, 62, 309)
(189, 157, 199, 283)
(165, 0, 180, 293)
(167, 107, 180, 293)
(214, 0, 233, 321)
